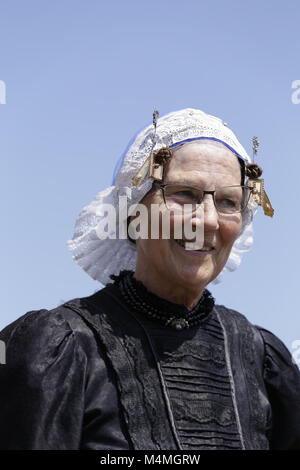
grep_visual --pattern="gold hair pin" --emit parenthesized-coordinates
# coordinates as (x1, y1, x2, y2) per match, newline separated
(132, 110, 172, 186)
(246, 137, 274, 217)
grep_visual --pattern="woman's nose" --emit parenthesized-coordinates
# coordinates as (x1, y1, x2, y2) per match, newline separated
(192, 194, 219, 231)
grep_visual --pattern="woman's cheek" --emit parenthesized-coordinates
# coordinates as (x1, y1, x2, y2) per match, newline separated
(219, 219, 242, 250)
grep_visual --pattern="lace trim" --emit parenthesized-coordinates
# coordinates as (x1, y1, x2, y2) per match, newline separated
(141, 306, 242, 450)
(216, 306, 269, 449)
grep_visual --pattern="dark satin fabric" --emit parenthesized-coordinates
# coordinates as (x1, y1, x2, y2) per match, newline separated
(0, 287, 299, 450)
(0, 308, 131, 449)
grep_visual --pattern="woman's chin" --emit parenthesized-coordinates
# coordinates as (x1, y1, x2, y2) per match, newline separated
(174, 264, 214, 289)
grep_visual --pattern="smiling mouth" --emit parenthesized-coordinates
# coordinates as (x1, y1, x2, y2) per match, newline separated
(174, 239, 215, 252)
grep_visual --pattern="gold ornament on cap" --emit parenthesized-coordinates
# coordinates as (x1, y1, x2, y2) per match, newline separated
(149, 146, 172, 181)
(131, 109, 160, 187)
(132, 110, 172, 186)
(246, 137, 274, 217)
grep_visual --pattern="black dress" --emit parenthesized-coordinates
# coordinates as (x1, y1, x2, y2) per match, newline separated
(0, 271, 299, 450)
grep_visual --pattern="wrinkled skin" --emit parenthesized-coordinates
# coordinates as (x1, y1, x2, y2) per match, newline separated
(134, 141, 243, 309)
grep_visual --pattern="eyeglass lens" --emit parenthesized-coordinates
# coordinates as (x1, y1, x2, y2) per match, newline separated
(163, 184, 250, 214)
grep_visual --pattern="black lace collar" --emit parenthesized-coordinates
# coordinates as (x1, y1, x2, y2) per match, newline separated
(109, 270, 215, 330)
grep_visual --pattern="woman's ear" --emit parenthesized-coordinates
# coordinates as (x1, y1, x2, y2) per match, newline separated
(127, 215, 136, 245)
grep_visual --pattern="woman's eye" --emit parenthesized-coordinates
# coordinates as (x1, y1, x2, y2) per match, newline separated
(174, 191, 195, 198)
(218, 198, 237, 208)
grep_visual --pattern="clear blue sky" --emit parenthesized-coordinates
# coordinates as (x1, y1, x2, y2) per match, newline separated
(0, 0, 299, 357)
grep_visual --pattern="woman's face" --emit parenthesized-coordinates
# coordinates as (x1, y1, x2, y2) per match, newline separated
(135, 141, 243, 294)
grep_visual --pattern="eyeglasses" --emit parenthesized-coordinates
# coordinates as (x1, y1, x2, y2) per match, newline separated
(153, 182, 252, 215)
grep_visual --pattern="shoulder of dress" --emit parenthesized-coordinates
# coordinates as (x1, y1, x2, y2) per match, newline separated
(0, 287, 110, 338)
(0, 307, 75, 375)
(0, 304, 79, 341)
(0, 292, 106, 369)
(214, 304, 266, 355)
(213, 303, 254, 326)
(253, 325, 295, 370)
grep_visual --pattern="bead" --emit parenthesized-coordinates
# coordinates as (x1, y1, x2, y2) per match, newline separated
(113, 271, 215, 331)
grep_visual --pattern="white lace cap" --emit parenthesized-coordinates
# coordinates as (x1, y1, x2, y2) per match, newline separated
(67, 108, 257, 285)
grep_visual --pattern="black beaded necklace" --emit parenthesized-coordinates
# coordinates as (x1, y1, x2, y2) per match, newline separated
(109, 270, 215, 330)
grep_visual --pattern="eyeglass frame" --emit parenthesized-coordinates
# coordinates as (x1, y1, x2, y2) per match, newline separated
(152, 180, 253, 215)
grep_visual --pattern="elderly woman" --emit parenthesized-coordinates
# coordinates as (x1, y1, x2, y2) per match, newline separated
(0, 108, 299, 450)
